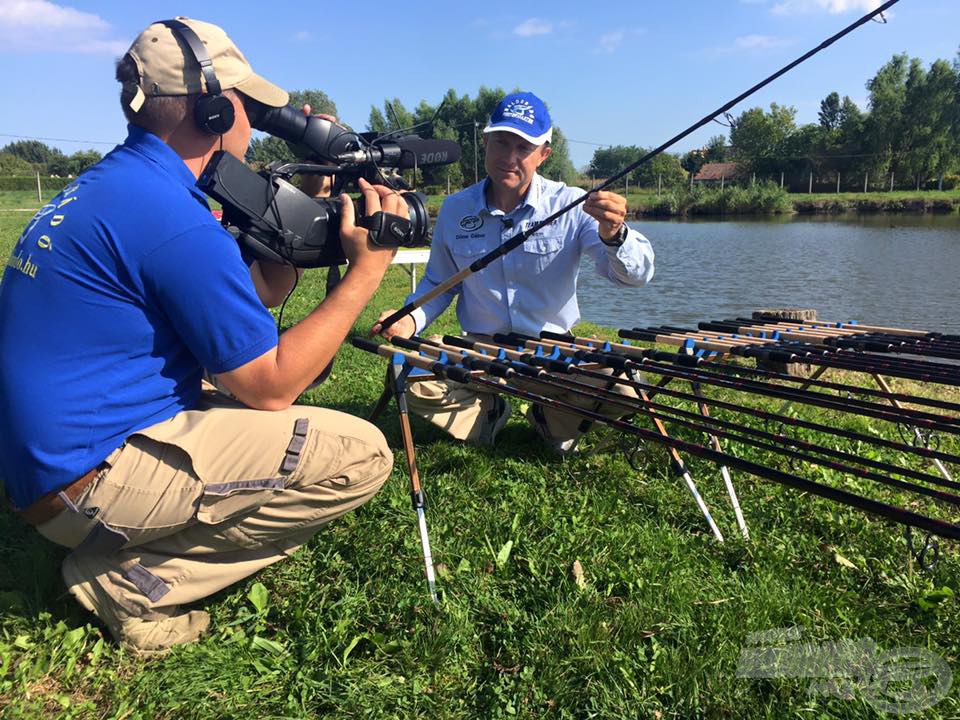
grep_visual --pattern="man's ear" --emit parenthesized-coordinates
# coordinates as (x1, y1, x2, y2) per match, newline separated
(537, 144, 553, 167)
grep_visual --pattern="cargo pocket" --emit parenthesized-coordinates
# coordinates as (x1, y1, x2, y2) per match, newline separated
(193, 418, 311, 527)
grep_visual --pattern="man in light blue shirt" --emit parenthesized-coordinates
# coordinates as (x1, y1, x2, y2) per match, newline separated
(376, 92, 654, 453)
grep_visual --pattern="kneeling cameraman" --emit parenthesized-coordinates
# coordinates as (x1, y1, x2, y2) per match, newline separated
(0, 17, 397, 653)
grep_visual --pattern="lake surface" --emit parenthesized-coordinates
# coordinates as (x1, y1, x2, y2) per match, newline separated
(578, 214, 960, 333)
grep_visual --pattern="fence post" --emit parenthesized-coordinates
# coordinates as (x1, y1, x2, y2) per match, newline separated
(657, 174, 661, 198)
(889, 172, 894, 191)
(809, 172, 813, 194)
(751, 173, 755, 186)
(836, 173, 840, 193)
(36, 171, 42, 203)
(720, 175, 725, 191)
(864, 172, 868, 193)
(780, 171, 784, 189)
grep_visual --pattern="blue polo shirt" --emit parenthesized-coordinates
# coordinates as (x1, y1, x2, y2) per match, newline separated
(0, 126, 278, 508)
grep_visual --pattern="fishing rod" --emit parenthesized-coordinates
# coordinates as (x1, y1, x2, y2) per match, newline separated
(652, 325, 960, 385)
(436, 333, 960, 473)
(621, 327, 960, 387)
(736, 317, 960, 344)
(598, 336, 960, 415)
(702, 320, 960, 361)
(353, 336, 960, 541)
(375, 0, 901, 333)
(398, 335, 730, 540)
(405, 334, 960, 500)
(527, 331, 960, 434)
(776, 318, 960, 343)
(532, 327, 960, 483)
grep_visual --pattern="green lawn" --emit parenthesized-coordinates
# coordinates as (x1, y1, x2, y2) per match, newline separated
(1, 204, 959, 718)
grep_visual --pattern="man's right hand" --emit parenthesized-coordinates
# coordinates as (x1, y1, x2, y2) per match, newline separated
(339, 177, 403, 278)
(372, 309, 416, 340)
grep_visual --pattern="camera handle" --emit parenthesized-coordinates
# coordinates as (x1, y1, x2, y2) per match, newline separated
(356, 212, 413, 248)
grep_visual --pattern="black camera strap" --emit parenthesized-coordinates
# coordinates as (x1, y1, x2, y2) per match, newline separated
(356, 211, 413, 248)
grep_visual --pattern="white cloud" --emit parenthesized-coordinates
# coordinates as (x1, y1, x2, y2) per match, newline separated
(709, 33, 793, 55)
(772, 0, 883, 15)
(734, 34, 792, 49)
(0, 0, 127, 53)
(513, 18, 553, 37)
(596, 31, 625, 54)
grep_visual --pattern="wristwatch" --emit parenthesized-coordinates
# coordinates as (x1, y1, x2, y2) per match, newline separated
(600, 223, 628, 247)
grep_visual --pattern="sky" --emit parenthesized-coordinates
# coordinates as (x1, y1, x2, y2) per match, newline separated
(0, 0, 957, 170)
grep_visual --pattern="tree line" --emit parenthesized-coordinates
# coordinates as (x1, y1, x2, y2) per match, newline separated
(6, 49, 957, 194)
(246, 87, 579, 193)
(0, 139, 102, 178)
(590, 50, 960, 192)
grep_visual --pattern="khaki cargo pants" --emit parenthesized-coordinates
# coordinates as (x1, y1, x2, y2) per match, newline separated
(36, 390, 392, 622)
(407, 367, 639, 444)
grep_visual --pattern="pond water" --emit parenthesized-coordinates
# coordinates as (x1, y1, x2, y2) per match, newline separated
(577, 214, 960, 333)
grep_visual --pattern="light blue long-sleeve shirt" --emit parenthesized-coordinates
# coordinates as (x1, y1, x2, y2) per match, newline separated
(407, 174, 655, 337)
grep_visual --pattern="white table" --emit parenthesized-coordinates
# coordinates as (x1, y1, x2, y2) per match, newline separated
(392, 248, 431, 292)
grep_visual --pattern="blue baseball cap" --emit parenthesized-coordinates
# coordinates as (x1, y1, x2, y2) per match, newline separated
(483, 91, 553, 145)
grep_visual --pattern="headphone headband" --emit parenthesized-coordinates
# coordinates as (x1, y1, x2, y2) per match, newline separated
(160, 19, 222, 96)
(158, 18, 234, 135)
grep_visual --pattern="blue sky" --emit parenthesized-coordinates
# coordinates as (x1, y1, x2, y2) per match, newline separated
(0, 0, 956, 169)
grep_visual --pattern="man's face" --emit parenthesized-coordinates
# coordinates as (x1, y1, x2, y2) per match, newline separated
(484, 131, 552, 194)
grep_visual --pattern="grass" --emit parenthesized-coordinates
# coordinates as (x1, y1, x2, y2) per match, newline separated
(2, 199, 960, 718)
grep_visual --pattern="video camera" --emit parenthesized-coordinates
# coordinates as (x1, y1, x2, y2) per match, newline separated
(197, 102, 461, 268)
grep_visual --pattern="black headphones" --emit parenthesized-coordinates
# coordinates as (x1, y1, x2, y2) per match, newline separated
(159, 19, 235, 136)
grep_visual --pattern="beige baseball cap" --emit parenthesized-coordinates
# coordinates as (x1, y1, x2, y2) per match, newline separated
(123, 17, 288, 111)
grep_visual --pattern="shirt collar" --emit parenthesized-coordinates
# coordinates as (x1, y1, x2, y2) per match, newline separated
(123, 124, 210, 206)
(476, 173, 543, 218)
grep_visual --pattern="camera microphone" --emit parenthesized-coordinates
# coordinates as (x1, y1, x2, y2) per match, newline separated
(336, 138, 462, 170)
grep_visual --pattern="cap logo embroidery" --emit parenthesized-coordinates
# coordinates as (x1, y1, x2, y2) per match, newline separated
(501, 99, 536, 125)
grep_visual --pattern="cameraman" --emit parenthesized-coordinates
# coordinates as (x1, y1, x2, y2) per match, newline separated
(0, 18, 399, 653)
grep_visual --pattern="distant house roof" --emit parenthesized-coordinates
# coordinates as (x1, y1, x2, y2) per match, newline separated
(694, 162, 743, 182)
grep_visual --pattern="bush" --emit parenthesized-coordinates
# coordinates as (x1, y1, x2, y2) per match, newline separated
(0, 175, 72, 192)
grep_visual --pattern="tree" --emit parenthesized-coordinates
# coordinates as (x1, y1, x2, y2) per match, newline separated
(1, 139, 63, 166)
(634, 152, 686, 189)
(864, 53, 909, 178)
(729, 103, 797, 178)
(818, 91, 842, 130)
(704, 135, 728, 163)
(0, 152, 33, 176)
(540, 127, 577, 185)
(69, 150, 102, 176)
(588, 145, 640, 180)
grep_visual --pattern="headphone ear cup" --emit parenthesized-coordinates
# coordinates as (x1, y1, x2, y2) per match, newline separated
(194, 93, 235, 135)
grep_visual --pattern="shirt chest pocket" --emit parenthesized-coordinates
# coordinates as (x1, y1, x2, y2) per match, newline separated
(450, 236, 496, 269)
(520, 232, 564, 273)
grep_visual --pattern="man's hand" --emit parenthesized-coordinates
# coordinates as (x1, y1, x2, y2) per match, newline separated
(299, 104, 337, 198)
(371, 309, 416, 340)
(340, 177, 403, 278)
(583, 190, 628, 241)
